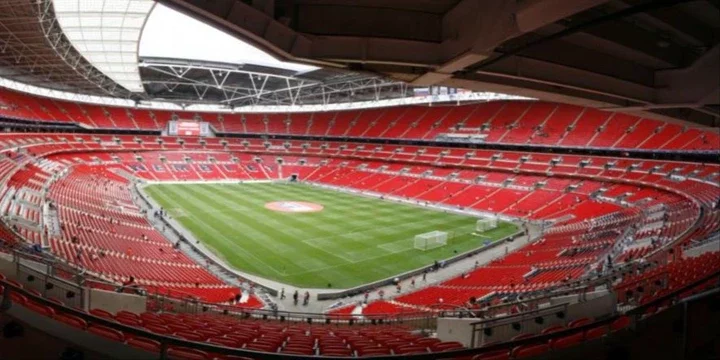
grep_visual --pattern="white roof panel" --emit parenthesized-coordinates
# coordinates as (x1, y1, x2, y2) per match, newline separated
(53, 0, 155, 93)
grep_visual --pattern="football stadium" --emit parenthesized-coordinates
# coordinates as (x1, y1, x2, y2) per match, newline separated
(0, 1, 718, 359)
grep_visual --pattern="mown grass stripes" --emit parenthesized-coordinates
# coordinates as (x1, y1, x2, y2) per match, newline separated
(144, 183, 517, 288)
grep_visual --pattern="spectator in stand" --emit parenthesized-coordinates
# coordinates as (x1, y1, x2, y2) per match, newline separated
(118, 276, 135, 293)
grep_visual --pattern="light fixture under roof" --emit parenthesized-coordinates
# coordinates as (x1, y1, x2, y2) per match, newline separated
(53, 0, 155, 93)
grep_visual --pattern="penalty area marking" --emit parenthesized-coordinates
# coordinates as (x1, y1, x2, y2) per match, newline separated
(265, 201, 324, 213)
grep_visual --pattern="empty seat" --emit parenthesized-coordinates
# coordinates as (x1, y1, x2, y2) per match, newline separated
(395, 345, 428, 354)
(25, 302, 55, 317)
(88, 325, 125, 342)
(611, 316, 631, 331)
(541, 325, 565, 334)
(473, 351, 510, 360)
(207, 337, 242, 348)
(568, 318, 592, 328)
(89, 308, 114, 320)
(550, 332, 584, 350)
(513, 344, 550, 358)
(55, 314, 88, 330)
(431, 341, 465, 351)
(127, 337, 161, 353)
(167, 347, 209, 360)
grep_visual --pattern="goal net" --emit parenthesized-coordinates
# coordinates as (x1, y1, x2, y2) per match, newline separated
(476, 218, 498, 232)
(414, 231, 448, 251)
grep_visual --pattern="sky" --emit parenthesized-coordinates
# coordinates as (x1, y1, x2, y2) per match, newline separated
(139, 4, 319, 73)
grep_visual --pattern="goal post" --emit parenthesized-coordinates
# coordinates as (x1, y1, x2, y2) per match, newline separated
(476, 218, 498, 232)
(414, 231, 448, 251)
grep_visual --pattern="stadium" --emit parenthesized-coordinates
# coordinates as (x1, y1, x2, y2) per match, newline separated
(0, 0, 718, 359)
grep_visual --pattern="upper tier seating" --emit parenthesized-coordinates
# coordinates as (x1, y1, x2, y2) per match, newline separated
(1, 87, 718, 151)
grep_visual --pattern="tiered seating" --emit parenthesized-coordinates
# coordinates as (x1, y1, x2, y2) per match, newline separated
(3, 87, 719, 150)
(0, 280, 457, 359)
(616, 251, 720, 306)
(0, 132, 717, 316)
(33, 165, 262, 306)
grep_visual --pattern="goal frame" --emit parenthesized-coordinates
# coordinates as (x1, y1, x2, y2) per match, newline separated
(414, 230, 449, 251)
(476, 218, 498, 232)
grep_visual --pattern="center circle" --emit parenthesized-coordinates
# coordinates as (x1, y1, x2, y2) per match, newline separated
(265, 201, 324, 213)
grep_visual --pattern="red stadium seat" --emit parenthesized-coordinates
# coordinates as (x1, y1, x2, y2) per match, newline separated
(207, 337, 242, 348)
(550, 332, 584, 350)
(55, 314, 88, 330)
(568, 318, 592, 328)
(88, 325, 125, 342)
(540, 325, 565, 334)
(9, 293, 28, 305)
(167, 347, 210, 360)
(513, 344, 550, 358)
(473, 351, 510, 360)
(431, 341, 465, 351)
(89, 308, 114, 320)
(611, 316, 631, 331)
(585, 326, 608, 340)
(127, 337, 161, 353)
(25, 302, 55, 317)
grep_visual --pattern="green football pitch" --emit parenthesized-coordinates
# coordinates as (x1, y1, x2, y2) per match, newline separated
(144, 182, 518, 288)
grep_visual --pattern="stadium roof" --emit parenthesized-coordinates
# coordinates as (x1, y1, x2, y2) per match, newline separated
(159, 0, 720, 127)
(53, 0, 155, 93)
(0, 0, 716, 127)
(0, 0, 484, 108)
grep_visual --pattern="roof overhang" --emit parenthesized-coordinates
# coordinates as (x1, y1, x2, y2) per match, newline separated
(53, 0, 156, 93)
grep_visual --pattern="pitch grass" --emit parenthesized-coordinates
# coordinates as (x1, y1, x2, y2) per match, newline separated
(144, 182, 518, 288)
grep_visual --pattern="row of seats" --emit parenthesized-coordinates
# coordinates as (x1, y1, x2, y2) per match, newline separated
(1, 87, 718, 150)
(3, 133, 718, 184)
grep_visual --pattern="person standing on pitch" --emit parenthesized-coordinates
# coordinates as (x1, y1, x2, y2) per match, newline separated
(293, 290, 299, 305)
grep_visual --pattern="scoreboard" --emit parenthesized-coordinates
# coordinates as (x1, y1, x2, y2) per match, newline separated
(167, 121, 210, 136)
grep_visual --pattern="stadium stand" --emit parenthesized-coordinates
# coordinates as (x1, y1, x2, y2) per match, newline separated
(1, 87, 719, 151)
(0, 3, 718, 354)
(0, 130, 716, 321)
